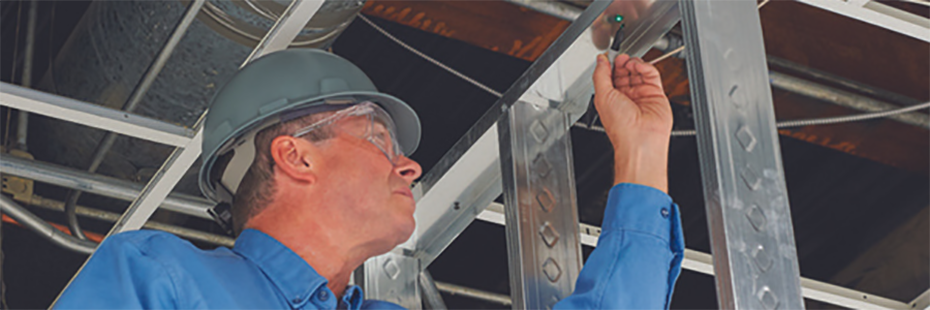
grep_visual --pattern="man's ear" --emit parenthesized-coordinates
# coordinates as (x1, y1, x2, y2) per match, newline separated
(269, 136, 317, 183)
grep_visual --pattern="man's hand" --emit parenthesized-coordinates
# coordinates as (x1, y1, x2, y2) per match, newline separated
(592, 53, 673, 193)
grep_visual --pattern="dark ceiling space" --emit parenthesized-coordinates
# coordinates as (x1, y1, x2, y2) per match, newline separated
(1, 1, 927, 309)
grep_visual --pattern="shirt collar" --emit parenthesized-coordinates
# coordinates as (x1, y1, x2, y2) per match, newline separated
(341, 285, 364, 310)
(233, 229, 328, 307)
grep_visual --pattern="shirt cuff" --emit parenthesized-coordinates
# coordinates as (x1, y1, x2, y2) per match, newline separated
(602, 183, 677, 242)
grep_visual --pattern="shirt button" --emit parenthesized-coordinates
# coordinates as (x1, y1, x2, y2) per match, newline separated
(660, 207, 670, 218)
(292, 298, 302, 304)
(318, 290, 330, 302)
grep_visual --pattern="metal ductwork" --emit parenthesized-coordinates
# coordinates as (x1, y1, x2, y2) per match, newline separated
(31, 0, 364, 199)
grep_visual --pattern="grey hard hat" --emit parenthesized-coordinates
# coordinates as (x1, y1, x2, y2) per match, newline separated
(198, 48, 420, 203)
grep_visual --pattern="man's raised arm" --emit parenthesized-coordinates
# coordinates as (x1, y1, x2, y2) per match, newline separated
(554, 53, 684, 309)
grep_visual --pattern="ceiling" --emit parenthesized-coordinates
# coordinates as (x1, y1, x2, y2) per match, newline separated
(0, 0, 927, 309)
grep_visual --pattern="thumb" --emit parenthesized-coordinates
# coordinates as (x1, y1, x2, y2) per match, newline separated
(592, 54, 614, 98)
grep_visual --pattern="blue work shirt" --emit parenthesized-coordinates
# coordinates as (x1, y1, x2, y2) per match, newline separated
(54, 183, 683, 309)
(555, 183, 684, 309)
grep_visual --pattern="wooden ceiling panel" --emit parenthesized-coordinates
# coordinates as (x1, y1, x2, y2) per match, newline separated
(362, 1, 569, 61)
(759, 1, 929, 101)
(363, 0, 929, 174)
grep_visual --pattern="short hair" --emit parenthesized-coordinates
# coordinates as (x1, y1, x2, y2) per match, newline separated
(231, 111, 336, 235)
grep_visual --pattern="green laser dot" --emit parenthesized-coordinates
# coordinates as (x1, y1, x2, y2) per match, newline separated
(612, 14, 624, 23)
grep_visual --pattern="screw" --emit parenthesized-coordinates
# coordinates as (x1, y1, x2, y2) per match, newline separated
(607, 14, 624, 23)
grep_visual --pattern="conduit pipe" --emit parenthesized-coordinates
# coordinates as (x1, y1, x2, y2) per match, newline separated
(22, 194, 234, 247)
(419, 271, 448, 310)
(769, 71, 930, 129)
(0, 195, 97, 254)
(15, 0, 38, 150)
(434, 281, 511, 306)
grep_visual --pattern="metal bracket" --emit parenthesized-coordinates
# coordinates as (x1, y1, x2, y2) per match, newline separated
(1, 149, 35, 201)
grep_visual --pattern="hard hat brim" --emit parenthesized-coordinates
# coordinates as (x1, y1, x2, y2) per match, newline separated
(198, 91, 420, 203)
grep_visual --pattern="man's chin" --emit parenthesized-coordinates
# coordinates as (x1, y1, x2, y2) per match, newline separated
(397, 221, 415, 243)
(370, 229, 415, 257)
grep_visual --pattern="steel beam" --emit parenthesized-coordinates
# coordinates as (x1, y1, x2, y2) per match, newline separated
(0, 82, 195, 147)
(795, 0, 930, 43)
(680, 1, 804, 309)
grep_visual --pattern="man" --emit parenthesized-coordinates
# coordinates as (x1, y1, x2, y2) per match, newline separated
(54, 49, 682, 309)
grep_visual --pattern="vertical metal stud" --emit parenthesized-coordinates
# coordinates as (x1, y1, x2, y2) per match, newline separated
(680, 0, 804, 309)
(362, 253, 422, 309)
(499, 100, 582, 310)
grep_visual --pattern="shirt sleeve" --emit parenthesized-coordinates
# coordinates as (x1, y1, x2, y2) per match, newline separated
(555, 183, 685, 310)
(53, 232, 180, 309)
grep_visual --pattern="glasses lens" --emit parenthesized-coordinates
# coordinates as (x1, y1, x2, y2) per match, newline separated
(371, 108, 402, 157)
(292, 102, 403, 165)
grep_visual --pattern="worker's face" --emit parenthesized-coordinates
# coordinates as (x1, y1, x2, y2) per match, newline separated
(310, 115, 422, 252)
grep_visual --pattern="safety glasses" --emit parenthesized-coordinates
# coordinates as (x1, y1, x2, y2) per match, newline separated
(292, 101, 403, 165)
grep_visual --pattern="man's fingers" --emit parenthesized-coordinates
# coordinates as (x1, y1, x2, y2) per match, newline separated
(632, 58, 665, 91)
(613, 54, 631, 78)
(593, 54, 615, 97)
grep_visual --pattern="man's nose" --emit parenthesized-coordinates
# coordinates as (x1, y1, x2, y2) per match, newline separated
(393, 155, 422, 182)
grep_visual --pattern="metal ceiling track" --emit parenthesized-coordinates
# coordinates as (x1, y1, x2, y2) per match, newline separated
(795, 0, 930, 43)
(0, 0, 926, 309)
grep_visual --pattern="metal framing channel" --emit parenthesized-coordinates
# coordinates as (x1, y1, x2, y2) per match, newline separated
(911, 288, 930, 310)
(52, 0, 326, 304)
(0, 155, 213, 220)
(362, 2, 615, 306)
(0, 82, 195, 147)
(107, 0, 325, 236)
(499, 100, 582, 310)
(363, 253, 422, 309)
(795, 0, 930, 43)
(419, 271, 448, 310)
(680, 0, 804, 309)
(364, 1, 680, 307)
(403, 0, 680, 270)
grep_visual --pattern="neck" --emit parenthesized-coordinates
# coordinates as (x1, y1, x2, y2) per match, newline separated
(248, 206, 369, 298)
